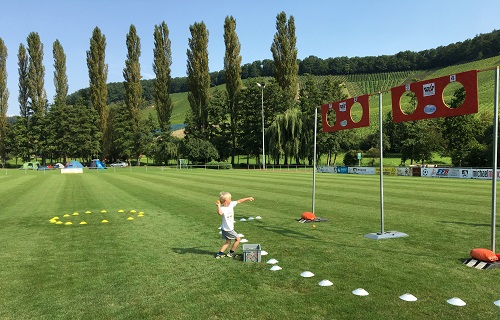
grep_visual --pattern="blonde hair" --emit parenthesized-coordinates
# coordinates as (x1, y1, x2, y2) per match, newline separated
(219, 191, 232, 203)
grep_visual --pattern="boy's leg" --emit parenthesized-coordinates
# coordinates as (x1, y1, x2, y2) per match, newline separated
(217, 239, 232, 255)
(229, 237, 241, 252)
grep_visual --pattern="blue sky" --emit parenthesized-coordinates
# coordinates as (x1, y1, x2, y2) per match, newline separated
(1, 0, 499, 115)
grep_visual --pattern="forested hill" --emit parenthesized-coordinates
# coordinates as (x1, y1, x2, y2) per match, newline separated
(67, 29, 500, 106)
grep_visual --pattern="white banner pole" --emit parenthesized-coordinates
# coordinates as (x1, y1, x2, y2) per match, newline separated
(379, 92, 385, 234)
(491, 66, 499, 253)
(312, 107, 318, 214)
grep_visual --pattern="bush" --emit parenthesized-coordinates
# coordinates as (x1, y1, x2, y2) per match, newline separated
(206, 161, 232, 170)
(343, 150, 362, 166)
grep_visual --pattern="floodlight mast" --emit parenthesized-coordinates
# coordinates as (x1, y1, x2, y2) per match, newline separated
(257, 82, 266, 169)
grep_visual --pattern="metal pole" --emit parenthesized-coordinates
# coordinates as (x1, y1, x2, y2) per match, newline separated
(379, 92, 385, 234)
(312, 107, 318, 214)
(491, 66, 499, 253)
(261, 85, 266, 170)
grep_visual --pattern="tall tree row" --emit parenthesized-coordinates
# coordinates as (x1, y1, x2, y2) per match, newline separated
(186, 21, 210, 139)
(123, 24, 143, 164)
(223, 15, 242, 165)
(52, 40, 68, 107)
(87, 27, 108, 135)
(0, 38, 8, 167)
(153, 21, 173, 133)
(271, 11, 298, 101)
(26, 32, 47, 162)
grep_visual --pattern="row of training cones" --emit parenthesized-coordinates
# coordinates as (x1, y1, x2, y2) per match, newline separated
(265, 256, 499, 307)
(49, 210, 145, 225)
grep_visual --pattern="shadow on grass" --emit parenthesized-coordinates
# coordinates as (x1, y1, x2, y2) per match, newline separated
(172, 246, 214, 256)
(253, 224, 317, 240)
(438, 220, 495, 227)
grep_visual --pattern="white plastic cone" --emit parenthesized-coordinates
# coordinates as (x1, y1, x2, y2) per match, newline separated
(255, 216, 262, 219)
(447, 297, 466, 306)
(270, 265, 282, 271)
(318, 280, 333, 286)
(352, 288, 369, 296)
(261, 250, 268, 256)
(240, 239, 248, 243)
(399, 293, 417, 302)
(494, 300, 500, 306)
(266, 258, 278, 264)
(301, 271, 314, 278)
(237, 233, 244, 237)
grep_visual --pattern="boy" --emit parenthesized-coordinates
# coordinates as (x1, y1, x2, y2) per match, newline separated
(215, 191, 254, 259)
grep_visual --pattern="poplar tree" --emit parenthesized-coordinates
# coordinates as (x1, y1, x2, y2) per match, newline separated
(271, 11, 299, 101)
(186, 21, 210, 138)
(0, 38, 8, 167)
(223, 16, 242, 165)
(52, 39, 68, 107)
(18, 44, 29, 119)
(153, 21, 173, 133)
(17, 44, 30, 161)
(123, 24, 143, 164)
(26, 32, 47, 114)
(26, 32, 47, 162)
(87, 27, 108, 132)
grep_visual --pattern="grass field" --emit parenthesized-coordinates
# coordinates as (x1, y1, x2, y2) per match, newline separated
(0, 168, 499, 319)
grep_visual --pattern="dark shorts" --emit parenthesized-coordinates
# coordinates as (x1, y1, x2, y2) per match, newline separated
(221, 229, 239, 240)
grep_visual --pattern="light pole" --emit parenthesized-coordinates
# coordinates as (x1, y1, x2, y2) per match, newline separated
(256, 82, 265, 169)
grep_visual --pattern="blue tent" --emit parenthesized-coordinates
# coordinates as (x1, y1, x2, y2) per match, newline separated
(66, 160, 84, 168)
(89, 159, 107, 169)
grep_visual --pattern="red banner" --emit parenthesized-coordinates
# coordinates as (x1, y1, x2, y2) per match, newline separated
(391, 70, 478, 122)
(321, 94, 370, 132)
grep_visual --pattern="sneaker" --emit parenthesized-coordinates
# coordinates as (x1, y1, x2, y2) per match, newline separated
(215, 253, 224, 259)
(226, 252, 237, 258)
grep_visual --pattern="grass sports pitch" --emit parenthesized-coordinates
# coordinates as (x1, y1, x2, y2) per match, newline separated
(0, 167, 498, 318)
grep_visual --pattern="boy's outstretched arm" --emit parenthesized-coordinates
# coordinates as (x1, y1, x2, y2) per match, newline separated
(236, 197, 254, 204)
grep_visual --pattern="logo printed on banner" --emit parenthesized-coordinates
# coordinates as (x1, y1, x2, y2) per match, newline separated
(450, 74, 456, 82)
(339, 102, 346, 112)
(436, 168, 449, 176)
(423, 83, 435, 97)
(340, 120, 348, 126)
(424, 105, 437, 114)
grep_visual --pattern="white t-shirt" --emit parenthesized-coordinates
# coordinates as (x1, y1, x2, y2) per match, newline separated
(220, 201, 237, 231)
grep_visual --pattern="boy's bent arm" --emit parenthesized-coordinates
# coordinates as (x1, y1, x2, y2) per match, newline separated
(236, 197, 254, 204)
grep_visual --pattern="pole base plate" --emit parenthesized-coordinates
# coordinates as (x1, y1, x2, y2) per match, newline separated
(364, 231, 408, 240)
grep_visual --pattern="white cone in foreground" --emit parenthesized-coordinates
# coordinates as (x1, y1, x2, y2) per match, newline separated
(266, 259, 278, 264)
(301, 271, 314, 278)
(240, 239, 248, 243)
(261, 250, 268, 256)
(318, 280, 333, 286)
(270, 265, 282, 271)
(399, 293, 417, 302)
(352, 288, 369, 296)
(255, 216, 262, 219)
(240, 218, 246, 222)
(447, 297, 466, 306)
(237, 233, 244, 237)
(494, 300, 500, 307)
(248, 217, 254, 220)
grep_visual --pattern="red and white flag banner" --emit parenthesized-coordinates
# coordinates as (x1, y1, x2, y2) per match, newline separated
(321, 94, 370, 132)
(390, 70, 478, 122)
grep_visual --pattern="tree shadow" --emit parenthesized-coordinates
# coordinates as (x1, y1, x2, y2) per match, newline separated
(253, 224, 317, 240)
(172, 246, 214, 256)
(438, 220, 496, 228)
